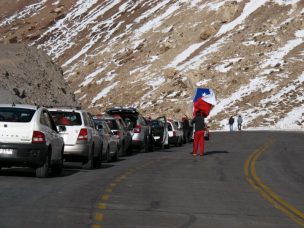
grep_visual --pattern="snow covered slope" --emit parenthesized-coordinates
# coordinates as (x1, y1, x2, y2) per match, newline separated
(0, 0, 303, 130)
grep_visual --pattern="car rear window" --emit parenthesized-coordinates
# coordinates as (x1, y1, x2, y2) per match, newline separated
(168, 123, 173, 131)
(151, 120, 160, 128)
(50, 111, 82, 126)
(104, 119, 119, 130)
(0, 107, 35, 122)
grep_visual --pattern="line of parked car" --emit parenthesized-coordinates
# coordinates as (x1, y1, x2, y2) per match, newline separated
(0, 104, 199, 178)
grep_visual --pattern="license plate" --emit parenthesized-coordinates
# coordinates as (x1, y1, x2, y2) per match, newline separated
(0, 149, 14, 155)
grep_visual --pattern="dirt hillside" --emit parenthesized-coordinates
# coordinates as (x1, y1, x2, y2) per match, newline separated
(0, 44, 77, 106)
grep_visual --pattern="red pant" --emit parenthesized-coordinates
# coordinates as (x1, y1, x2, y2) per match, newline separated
(193, 130, 205, 156)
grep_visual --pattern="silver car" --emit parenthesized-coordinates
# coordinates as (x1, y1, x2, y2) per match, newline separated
(167, 120, 183, 147)
(49, 107, 102, 169)
(93, 117, 119, 162)
(106, 107, 152, 152)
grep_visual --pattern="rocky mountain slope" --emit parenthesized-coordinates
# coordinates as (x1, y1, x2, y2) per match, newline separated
(0, 44, 77, 107)
(0, 0, 303, 129)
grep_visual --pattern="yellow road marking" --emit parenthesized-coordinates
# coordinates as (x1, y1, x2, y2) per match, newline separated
(92, 160, 156, 226)
(245, 140, 304, 226)
(109, 182, 117, 187)
(91, 224, 102, 228)
(94, 213, 103, 221)
(105, 188, 113, 193)
(98, 203, 107, 209)
(101, 194, 110, 201)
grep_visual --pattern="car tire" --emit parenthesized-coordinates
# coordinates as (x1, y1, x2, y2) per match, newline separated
(93, 150, 102, 168)
(83, 146, 94, 169)
(52, 147, 64, 176)
(126, 142, 133, 156)
(144, 137, 149, 153)
(36, 150, 50, 178)
(178, 137, 183, 147)
(113, 147, 119, 161)
(148, 138, 154, 152)
(106, 147, 111, 163)
(175, 138, 179, 147)
(119, 142, 124, 156)
(164, 144, 170, 149)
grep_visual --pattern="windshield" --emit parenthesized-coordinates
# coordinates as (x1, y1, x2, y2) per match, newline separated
(0, 107, 35, 122)
(50, 111, 82, 126)
(104, 119, 119, 130)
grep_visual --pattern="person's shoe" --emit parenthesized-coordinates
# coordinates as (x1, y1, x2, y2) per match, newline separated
(200, 154, 204, 157)
(192, 154, 197, 156)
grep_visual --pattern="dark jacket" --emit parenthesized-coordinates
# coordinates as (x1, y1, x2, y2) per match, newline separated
(191, 113, 205, 131)
(229, 117, 234, 125)
(182, 118, 190, 130)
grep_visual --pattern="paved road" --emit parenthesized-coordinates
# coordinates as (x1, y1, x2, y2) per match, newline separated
(0, 131, 303, 228)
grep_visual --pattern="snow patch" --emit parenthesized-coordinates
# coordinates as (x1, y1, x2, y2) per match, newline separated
(216, 0, 268, 36)
(92, 81, 120, 104)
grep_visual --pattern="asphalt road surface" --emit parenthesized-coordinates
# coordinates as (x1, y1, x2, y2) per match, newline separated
(0, 131, 303, 228)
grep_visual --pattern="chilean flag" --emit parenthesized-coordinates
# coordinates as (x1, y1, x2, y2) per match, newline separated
(193, 88, 216, 117)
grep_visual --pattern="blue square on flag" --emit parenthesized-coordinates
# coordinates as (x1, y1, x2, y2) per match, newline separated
(193, 88, 216, 105)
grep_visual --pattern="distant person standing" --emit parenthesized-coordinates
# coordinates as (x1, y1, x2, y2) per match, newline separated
(191, 110, 206, 156)
(182, 115, 190, 143)
(228, 116, 234, 132)
(237, 115, 243, 131)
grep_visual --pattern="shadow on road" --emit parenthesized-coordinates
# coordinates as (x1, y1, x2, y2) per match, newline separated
(204, 151, 229, 156)
(0, 167, 36, 177)
(101, 164, 115, 169)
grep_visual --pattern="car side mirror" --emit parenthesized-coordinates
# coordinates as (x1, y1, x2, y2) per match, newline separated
(96, 124, 103, 131)
(57, 125, 66, 132)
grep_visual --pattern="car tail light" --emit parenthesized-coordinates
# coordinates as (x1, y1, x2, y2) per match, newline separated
(77, 128, 88, 141)
(173, 131, 176, 137)
(134, 124, 141, 133)
(113, 131, 120, 139)
(32, 131, 45, 143)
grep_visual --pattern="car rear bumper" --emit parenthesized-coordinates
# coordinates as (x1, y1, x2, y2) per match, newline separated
(169, 136, 178, 144)
(0, 143, 48, 167)
(132, 139, 144, 148)
(63, 143, 89, 157)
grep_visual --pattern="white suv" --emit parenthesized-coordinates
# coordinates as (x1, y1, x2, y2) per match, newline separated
(0, 104, 64, 178)
(49, 107, 102, 169)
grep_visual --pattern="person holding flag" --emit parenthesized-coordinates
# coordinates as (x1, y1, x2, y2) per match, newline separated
(192, 88, 216, 156)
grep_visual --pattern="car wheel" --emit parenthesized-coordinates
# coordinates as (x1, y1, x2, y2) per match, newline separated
(178, 137, 183, 147)
(93, 150, 102, 168)
(164, 144, 170, 149)
(52, 147, 64, 175)
(106, 147, 111, 163)
(126, 142, 133, 156)
(148, 138, 154, 152)
(119, 143, 124, 156)
(83, 146, 94, 169)
(175, 138, 179, 147)
(36, 150, 50, 178)
(113, 147, 119, 161)
(144, 137, 149, 153)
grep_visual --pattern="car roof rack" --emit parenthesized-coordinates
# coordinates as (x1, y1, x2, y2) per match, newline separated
(48, 106, 82, 110)
(106, 106, 138, 114)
